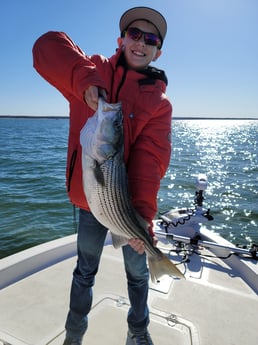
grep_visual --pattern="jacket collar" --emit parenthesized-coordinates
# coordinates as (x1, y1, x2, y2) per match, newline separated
(110, 48, 168, 86)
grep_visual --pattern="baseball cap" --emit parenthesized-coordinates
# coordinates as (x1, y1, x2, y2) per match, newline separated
(119, 7, 167, 46)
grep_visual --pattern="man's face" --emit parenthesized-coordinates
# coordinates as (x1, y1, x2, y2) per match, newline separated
(118, 20, 162, 70)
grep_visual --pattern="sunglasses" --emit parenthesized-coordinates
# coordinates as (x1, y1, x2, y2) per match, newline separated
(124, 27, 161, 48)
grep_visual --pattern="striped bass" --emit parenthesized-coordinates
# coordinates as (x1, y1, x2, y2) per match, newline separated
(80, 98, 184, 282)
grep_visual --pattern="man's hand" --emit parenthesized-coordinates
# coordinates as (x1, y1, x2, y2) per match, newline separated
(128, 239, 145, 255)
(84, 86, 107, 111)
(128, 236, 158, 255)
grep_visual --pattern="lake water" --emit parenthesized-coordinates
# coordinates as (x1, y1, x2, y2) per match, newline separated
(0, 118, 257, 258)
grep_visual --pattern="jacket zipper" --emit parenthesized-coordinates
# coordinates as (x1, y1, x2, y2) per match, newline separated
(114, 67, 127, 102)
(67, 149, 77, 192)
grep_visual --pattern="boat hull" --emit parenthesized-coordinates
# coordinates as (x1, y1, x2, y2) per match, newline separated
(0, 224, 257, 345)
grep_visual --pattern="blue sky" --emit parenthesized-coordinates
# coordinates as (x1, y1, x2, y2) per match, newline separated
(1, 0, 257, 118)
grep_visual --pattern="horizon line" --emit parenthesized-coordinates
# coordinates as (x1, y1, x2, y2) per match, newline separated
(1, 115, 258, 121)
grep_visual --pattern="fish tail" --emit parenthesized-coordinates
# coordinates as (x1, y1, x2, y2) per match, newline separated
(148, 253, 185, 283)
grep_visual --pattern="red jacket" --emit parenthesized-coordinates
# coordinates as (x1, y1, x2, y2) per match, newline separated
(33, 31, 172, 235)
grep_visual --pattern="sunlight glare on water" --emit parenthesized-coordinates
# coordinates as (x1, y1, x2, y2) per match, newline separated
(159, 119, 258, 246)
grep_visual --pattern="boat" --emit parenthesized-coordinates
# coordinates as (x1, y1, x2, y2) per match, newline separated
(0, 174, 257, 345)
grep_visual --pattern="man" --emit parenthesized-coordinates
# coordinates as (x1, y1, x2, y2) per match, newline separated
(33, 6, 172, 345)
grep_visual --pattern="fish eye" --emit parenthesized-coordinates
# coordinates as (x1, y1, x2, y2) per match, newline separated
(113, 119, 121, 130)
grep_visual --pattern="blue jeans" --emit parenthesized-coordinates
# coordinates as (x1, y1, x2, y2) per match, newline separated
(65, 209, 150, 339)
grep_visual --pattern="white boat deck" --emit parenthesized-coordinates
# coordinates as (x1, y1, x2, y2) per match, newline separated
(0, 230, 258, 345)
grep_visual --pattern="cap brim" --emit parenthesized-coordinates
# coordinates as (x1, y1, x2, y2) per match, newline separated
(119, 7, 167, 42)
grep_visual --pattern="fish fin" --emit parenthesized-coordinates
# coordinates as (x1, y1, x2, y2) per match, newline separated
(148, 253, 185, 283)
(93, 161, 105, 186)
(111, 233, 128, 248)
(133, 209, 150, 230)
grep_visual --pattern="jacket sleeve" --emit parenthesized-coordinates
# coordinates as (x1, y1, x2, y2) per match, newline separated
(32, 31, 106, 101)
(127, 97, 172, 235)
